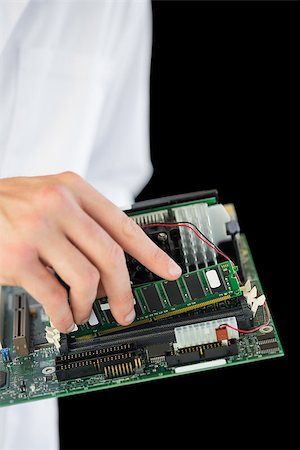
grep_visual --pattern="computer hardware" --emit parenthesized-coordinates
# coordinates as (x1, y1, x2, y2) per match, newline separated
(0, 190, 283, 407)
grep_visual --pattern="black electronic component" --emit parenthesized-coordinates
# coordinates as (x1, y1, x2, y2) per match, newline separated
(203, 341, 239, 360)
(33, 333, 48, 349)
(257, 331, 276, 341)
(56, 361, 98, 381)
(104, 309, 115, 324)
(133, 292, 144, 318)
(163, 280, 185, 306)
(134, 302, 143, 318)
(0, 371, 7, 389)
(259, 342, 280, 351)
(45, 375, 53, 382)
(93, 307, 103, 326)
(55, 345, 141, 381)
(183, 273, 205, 300)
(13, 294, 31, 356)
(142, 285, 163, 312)
(19, 381, 26, 393)
(147, 343, 171, 359)
(166, 351, 201, 367)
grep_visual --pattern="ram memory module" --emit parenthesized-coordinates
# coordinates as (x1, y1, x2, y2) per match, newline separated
(70, 261, 241, 338)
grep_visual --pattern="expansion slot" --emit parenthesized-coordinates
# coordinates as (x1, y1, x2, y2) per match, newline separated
(62, 296, 252, 353)
(56, 344, 143, 381)
(13, 294, 30, 356)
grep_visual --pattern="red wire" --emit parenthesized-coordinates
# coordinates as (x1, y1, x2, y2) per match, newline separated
(142, 222, 270, 334)
(142, 222, 241, 282)
(219, 301, 271, 334)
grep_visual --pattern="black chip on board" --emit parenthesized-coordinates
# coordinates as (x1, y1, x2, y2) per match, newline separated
(105, 309, 115, 324)
(133, 291, 144, 318)
(184, 273, 205, 300)
(259, 342, 280, 351)
(93, 307, 103, 326)
(164, 280, 185, 306)
(257, 331, 276, 341)
(147, 343, 171, 358)
(0, 371, 7, 389)
(142, 285, 162, 312)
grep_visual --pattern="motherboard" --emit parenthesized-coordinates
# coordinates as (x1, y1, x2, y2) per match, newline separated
(0, 190, 284, 407)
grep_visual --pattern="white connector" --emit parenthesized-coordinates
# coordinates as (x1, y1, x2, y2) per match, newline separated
(241, 279, 266, 316)
(45, 325, 61, 350)
(174, 316, 239, 348)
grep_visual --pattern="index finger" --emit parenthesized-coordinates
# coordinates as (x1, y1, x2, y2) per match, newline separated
(67, 175, 182, 280)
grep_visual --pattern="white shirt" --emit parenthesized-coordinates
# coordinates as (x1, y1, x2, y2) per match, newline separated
(0, 1, 152, 449)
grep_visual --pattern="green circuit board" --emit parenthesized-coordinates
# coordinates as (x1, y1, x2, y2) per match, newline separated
(0, 194, 284, 407)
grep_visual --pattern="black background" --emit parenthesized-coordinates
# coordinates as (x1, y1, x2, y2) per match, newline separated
(60, 2, 298, 449)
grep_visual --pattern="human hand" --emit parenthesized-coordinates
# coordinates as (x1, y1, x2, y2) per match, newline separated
(0, 172, 182, 332)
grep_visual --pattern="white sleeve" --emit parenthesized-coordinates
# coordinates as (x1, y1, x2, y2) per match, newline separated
(85, 0, 153, 207)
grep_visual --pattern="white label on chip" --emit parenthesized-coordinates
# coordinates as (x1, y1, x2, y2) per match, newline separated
(206, 269, 221, 288)
(88, 309, 99, 326)
(100, 302, 110, 311)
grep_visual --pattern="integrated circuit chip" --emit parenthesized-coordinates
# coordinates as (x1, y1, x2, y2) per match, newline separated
(142, 285, 162, 312)
(183, 273, 205, 300)
(147, 343, 171, 358)
(93, 308, 103, 326)
(257, 331, 276, 341)
(104, 309, 115, 324)
(133, 292, 144, 318)
(259, 342, 280, 352)
(163, 280, 185, 306)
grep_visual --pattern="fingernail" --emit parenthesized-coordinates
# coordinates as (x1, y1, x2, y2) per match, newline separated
(66, 323, 78, 333)
(168, 259, 182, 277)
(124, 309, 136, 324)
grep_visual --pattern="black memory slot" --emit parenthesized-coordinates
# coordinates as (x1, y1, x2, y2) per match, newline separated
(183, 273, 205, 300)
(141, 285, 162, 312)
(164, 280, 185, 306)
(64, 296, 252, 352)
